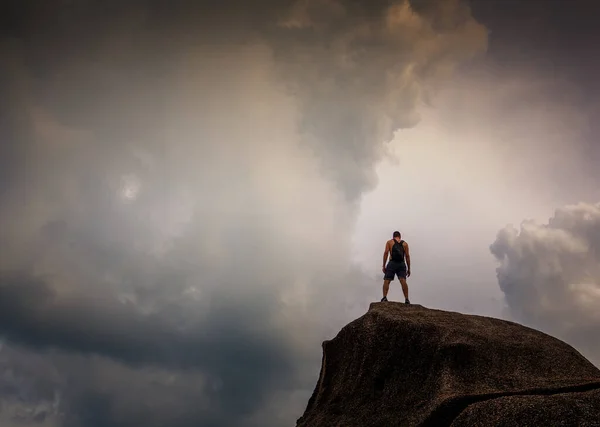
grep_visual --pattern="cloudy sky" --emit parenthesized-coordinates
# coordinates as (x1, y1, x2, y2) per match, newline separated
(1, 0, 599, 426)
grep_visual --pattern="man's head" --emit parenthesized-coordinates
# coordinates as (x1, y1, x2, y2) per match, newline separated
(393, 231, 401, 242)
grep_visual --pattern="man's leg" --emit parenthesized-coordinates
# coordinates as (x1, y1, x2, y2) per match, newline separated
(399, 278, 409, 301)
(382, 279, 392, 299)
(382, 265, 394, 301)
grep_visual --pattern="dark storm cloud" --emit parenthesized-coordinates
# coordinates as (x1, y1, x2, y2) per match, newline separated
(0, 0, 488, 425)
(0, 271, 289, 371)
(0, 0, 487, 201)
(0, 271, 293, 426)
(0, 340, 285, 427)
(0, 343, 62, 426)
(490, 202, 600, 365)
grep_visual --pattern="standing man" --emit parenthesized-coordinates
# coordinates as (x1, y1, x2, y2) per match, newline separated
(381, 231, 411, 303)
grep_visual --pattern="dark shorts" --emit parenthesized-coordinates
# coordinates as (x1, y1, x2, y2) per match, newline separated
(384, 261, 407, 281)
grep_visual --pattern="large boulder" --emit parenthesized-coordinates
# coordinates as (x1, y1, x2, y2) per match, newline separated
(296, 303, 600, 427)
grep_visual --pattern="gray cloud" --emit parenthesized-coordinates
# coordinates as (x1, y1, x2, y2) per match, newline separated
(0, 343, 63, 427)
(490, 202, 600, 365)
(269, 0, 487, 200)
(0, 0, 488, 425)
(0, 270, 294, 426)
(1, 0, 487, 203)
(0, 272, 290, 372)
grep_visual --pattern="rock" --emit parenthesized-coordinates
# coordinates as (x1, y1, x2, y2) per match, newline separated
(296, 303, 600, 427)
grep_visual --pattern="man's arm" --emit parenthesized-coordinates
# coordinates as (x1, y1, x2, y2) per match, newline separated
(404, 241, 411, 276)
(382, 241, 390, 270)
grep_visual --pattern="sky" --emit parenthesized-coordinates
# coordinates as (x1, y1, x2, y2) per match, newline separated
(0, 0, 599, 426)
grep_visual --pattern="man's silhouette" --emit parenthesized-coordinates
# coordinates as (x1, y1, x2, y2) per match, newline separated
(381, 231, 411, 303)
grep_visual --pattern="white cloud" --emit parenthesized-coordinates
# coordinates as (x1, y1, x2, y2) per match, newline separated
(491, 202, 600, 365)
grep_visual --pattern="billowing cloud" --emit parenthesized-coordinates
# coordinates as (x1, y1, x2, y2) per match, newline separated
(0, 0, 488, 425)
(490, 202, 600, 365)
(270, 0, 487, 200)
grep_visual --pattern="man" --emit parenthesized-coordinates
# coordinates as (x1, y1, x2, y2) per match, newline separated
(381, 231, 411, 303)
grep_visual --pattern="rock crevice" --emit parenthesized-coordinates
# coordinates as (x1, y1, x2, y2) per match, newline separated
(423, 381, 600, 427)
